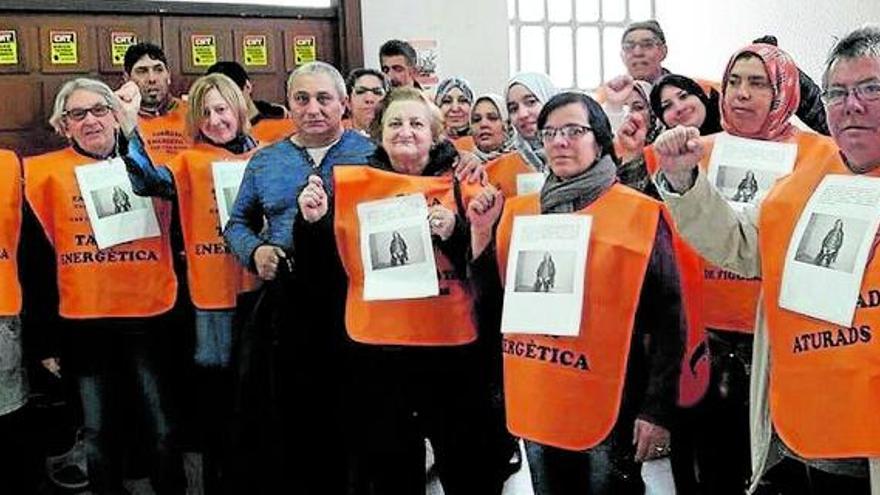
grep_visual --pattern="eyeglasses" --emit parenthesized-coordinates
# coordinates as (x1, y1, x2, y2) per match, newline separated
(622, 39, 662, 53)
(539, 124, 592, 142)
(821, 81, 880, 106)
(353, 86, 386, 97)
(63, 103, 112, 121)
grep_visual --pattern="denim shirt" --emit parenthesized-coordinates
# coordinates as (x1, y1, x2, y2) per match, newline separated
(224, 130, 375, 268)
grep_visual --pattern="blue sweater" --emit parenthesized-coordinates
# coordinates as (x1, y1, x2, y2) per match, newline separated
(224, 130, 375, 268)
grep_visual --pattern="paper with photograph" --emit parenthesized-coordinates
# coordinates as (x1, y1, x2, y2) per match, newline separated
(211, 160, 248, 230)
(780, 175, 880, 326)
(516, 172, 545, 196)
(358, 193, 438, 301)
(501, 214, 591, 336)
(75, 157, 160, 250)
(707, 133, 797, 211)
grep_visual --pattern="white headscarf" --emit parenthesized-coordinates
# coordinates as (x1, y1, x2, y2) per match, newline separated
(506, 72, 558, 172)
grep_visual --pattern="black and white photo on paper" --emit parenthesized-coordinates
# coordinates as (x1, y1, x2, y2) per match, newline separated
(222, 186, 239, 212)
(368, 226, 427, 271)
(90, 184, 150, 219)
(794, 213, 869, 273)
(514, 250, 576, 293)
(714, 166, 779, 205)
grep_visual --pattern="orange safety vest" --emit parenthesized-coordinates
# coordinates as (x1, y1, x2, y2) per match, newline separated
(649, 132, 838, 333)
(485, 152, 537, 199)
(167, 143, 260, 309)
(0, 150, 22, 316)
(24, 147, 177, 319)
(334, 165, 480, 346)
(497, 185, 661, 450)
(760, 149, 880, 458)
(453, 135, 476, 153)
(251, 117, 296, 144)
(646, 136, 759, 332)
(138, 98, 192, 164)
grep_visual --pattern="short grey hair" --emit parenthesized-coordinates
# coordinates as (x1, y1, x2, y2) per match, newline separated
(49, 78, 119, 134)
(822, 25, 880, 89)
(286, 61, 347, 99)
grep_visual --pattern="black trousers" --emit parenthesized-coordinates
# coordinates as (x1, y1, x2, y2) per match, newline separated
(349, 344, 505, 495)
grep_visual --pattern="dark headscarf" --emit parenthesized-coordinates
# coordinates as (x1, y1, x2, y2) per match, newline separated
(650, 74, 723, 136)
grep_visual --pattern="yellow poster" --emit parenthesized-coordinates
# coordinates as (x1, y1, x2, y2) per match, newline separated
(111, 32, 138, 66)
(294, 36, 316, 65)
(243, 35, 267, 66)
(50, 30, 78, 65)
(191, 34, 217, 67)
(0, 30, 17, 65)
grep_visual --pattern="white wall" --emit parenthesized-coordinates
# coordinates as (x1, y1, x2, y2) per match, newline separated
(657, 0, 880, 83)
(361, 0, 880, 97)
(360, 0, 511, 97)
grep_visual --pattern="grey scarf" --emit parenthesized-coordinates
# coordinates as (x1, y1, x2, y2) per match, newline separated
(540, 155, 617, 214)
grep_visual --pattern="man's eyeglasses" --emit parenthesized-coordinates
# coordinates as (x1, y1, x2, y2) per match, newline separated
(63, 103, 112, 122)
(821, 81, 880, 106)
(622, 39, 662, 53)
(539, 124, 593, 142)
(353, 86, 386, 97)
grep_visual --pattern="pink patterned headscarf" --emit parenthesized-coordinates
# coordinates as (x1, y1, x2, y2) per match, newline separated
(721, 43, 800, 142)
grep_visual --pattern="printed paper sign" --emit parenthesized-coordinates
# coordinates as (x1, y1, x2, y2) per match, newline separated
(502, 214, 591, 336)
(50, 30, 78, 65)
(357, 193, 438, 301)
(0, 30, 18, 65)
(409, 39, 439, 89)
(111, 32, 138, 66)
(780, 175, 880, 326)
(243, 34, 267, 66)
(211, 160, 248, 230)
(707, 132, 797, 211)
(191, 34, 217, 67)
(75, 158, 160, 249)
(293, 36, 316, 65)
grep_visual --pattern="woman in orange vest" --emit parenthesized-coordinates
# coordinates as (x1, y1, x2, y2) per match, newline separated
(23, 78, 184, 494)
(652, 43, 849, 493)
(468, 91, 685, 494)
(116, 72, 276, 492)
(294, 87, 504, 494)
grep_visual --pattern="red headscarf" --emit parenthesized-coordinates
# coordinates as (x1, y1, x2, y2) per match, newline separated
(721, 43, 800, 142)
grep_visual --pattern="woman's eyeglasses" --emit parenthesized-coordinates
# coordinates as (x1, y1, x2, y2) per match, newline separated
(539, 124, 592, 142)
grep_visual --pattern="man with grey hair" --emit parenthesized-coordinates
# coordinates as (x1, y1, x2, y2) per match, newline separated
(652, 25, 880, 493)
(225, 61, 374, 280)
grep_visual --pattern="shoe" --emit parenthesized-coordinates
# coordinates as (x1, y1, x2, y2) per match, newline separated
(46, 428, 89, 490)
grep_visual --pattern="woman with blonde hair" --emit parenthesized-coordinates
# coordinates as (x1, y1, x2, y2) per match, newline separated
(117, 72, 261, 492)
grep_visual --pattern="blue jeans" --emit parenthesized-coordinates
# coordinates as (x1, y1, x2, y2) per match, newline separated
(67, 319, 185, 495)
